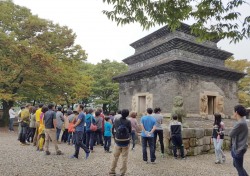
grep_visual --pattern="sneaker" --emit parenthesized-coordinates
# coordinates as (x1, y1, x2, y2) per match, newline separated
(215, 160, 220, 164)
(182, 157, 186, 160)
(56, 150, 63, 155)
(108, 171, 116, 176)
(69, 155, 78, 159)
(131, 148, 135, 151)
(174, 157, 178, 160)
(150, 161, 156, 164)
(85, 152, 90, 159)
(144, 161, 149, 164)
(107, 151, 112, 153)
(161, 153, 165, 158)
(45, 151, 51, 155)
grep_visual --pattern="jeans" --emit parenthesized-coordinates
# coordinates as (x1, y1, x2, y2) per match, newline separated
(141, 137, 156, 162)
(154, 130, 164, 154)
(95, 129, 103, 145)
(9, 118, 14, 131)
(131, 130, 136, 149)
(104, 136, 111, 151)
(110, 145, 129, 175)
(231, 149, 249, 176)
(172, 135, 184, 158)
(56, 128, 61, 141)
(74, 131, 90, 158)
(86, 131, 94, 150)
(213, 138, 225, 161)
(62, 129, 68, 143)
(28, 128, 36, 143)
(20, 124, 28, 143)
(44, 128, 60, 152)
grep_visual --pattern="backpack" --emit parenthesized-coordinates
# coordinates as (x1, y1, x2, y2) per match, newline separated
(115, 119, 130, 141)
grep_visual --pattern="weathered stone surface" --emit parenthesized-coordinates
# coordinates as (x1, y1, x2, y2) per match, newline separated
(202, 145, 211, 152)
(190, 138, 197, 147)
(183, 139, 190, 149)
(182, 128, 196, 138)
(204, 128, 213, 136)
(203, 136, 211, 145)
(196, 138, 204, 146)
(195, 129, 205, 139)
(188, 146, 202, 156)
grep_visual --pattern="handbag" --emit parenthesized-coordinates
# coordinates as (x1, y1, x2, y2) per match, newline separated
(68, 122, 75, 133)
(90, 116, 97, 132)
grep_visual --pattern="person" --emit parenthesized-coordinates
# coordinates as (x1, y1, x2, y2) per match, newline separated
(212, 113, 226, 164)
(104, 117, 112, 153)
(95, 111, 104, 146)
(128, 112, 139, 150)
(109, 109, 131, 176)
(37, 106, 48, 151)
(85, 108, 96, 152)
(112, 110, 122, 138)
(70, 104, 90, 159)
(169, 114, 185, 160)
(62, 110, 71, 143)
(97, 108, 105, 141)
(141, 108, 157, 164)
(56, 106, 64, 142)
(68, 111, 77, 145)
(28, 107, 37, 143)
(152, 107, 165, 157)
(20, 104, 31, 145)
(9, 107, 16, 132)
(33, 104, 43, 146)
(17, 106, 25, 141)
(44, 103, 62, 155)
(229, 105, 249, 176)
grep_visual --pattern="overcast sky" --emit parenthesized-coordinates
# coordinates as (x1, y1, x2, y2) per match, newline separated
(14, 0, 250, 64)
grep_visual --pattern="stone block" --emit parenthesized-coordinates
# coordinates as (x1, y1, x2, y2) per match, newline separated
(223, 140, 231, 150)
(189, 138, 197, 147)
(182, 128, 195, 138)
(202, 145, 210, 152)
(203, 136, 211, 145)
(208, 149, 215, 154)
(196, 138, 204, 146)
(204, 128, 213, 136)
(164, 128, 171, 139)
(210, 144, 214, 149)
(183, 139, 190, 149)
(187, 146, 202, 156)
(195, 129, 205, 139)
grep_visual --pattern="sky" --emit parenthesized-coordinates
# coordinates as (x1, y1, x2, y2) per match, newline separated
(13, 0, 250, 64)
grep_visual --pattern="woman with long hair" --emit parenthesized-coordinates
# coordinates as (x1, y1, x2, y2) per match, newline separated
(129, 112, 139, 150)
(212, 113, 226, 164)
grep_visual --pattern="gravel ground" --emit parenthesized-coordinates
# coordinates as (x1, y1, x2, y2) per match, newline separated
(0, 129, 249, 176)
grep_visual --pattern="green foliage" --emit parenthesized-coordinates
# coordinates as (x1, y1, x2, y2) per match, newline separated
(0, 1, 92, 124)
(225, 57, 250, 107)
(90, 59, 128, 113)
(103, 0, 250, 42)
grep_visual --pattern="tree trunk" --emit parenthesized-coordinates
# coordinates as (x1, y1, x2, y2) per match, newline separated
(1, 100, 14, 126)
(102, 104, 108, 115)
(33, 100, 36, 106)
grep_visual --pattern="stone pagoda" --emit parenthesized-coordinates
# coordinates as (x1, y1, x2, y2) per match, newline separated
(113, 23, 245, 117)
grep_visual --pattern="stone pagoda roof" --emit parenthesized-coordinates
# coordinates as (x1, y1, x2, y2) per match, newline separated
(123, 38, 232, 65)
(130, 23, 220, 50)
(113, 58, 245, 82)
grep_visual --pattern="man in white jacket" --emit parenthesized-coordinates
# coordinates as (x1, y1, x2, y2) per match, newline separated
(9, 107, 16, 131)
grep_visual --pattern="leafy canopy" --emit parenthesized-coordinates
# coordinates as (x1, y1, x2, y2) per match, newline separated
(225, 57, 250, 107)
(103, 0, 250, 42)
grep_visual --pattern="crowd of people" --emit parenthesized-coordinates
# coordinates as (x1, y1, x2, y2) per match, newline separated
(8, 104, 249, 176)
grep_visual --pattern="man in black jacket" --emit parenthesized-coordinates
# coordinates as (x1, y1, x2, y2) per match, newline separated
(109, 109, 131, 176)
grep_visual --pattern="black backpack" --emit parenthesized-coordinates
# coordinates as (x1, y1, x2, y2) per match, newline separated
(115, 119, 130, 141)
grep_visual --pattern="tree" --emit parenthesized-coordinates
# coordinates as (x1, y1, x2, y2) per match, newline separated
(103, 0, 250, 42)
(0, 1, 92, 125)
(225, 57, 250, 107)
(90, 59, 128, 114)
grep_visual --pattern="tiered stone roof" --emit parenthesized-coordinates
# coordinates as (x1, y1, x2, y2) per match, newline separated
(114, 23, 245, 82)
